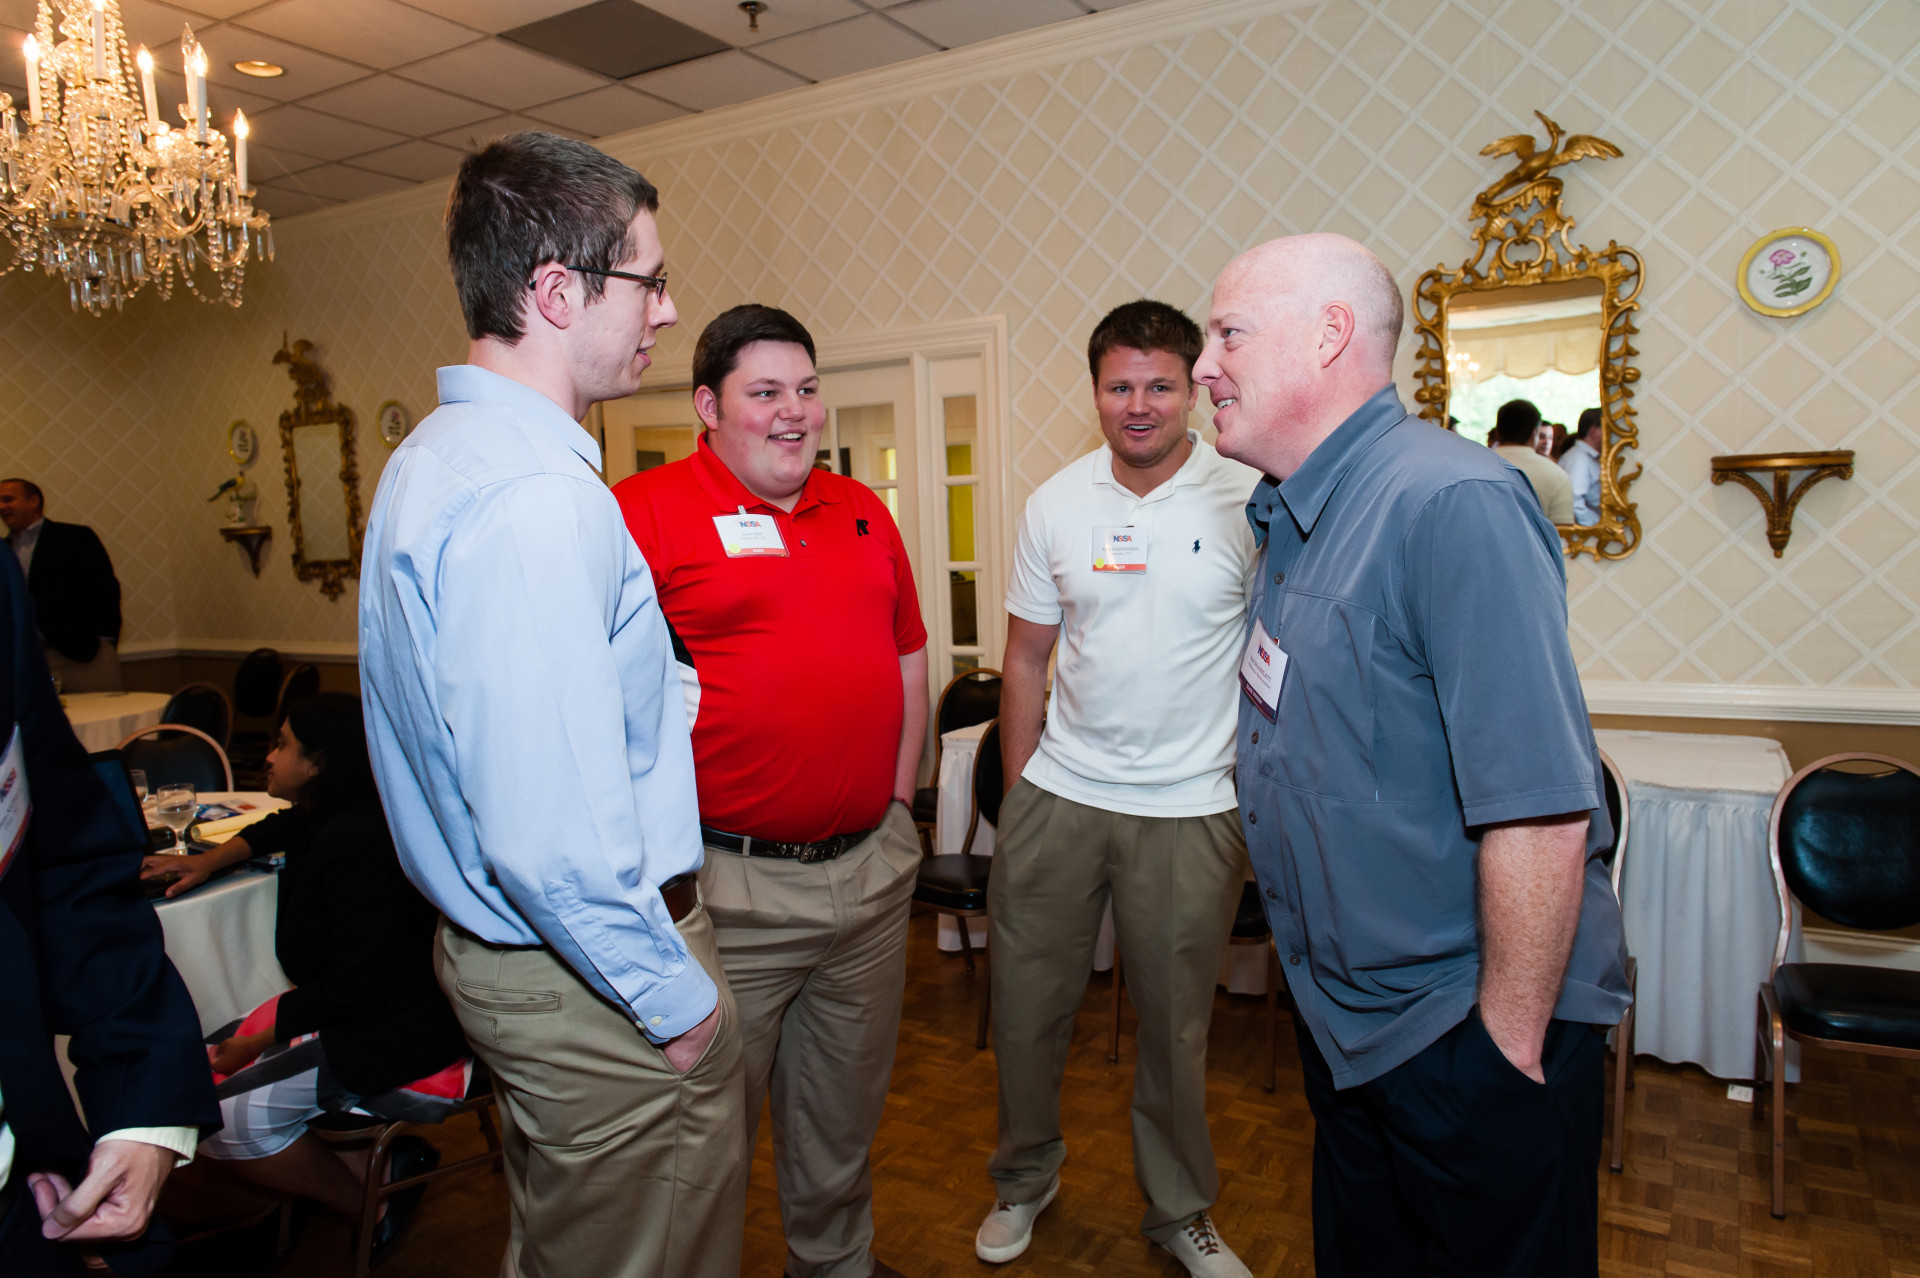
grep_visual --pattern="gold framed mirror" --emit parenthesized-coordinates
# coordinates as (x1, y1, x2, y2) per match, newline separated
(1412, 112, 1644, 560)
(273, 337, 363, 600)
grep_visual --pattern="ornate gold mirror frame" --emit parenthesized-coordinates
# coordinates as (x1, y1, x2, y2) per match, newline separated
(1412, 112, 1645, 560)
(273, 337, 363, 600)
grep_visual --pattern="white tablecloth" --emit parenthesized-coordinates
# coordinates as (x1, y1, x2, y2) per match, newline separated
(153, 791, 292, 1033)
(933, 723, 1268, 993)
(63, 690, 170, 752)
(1597, 729, 1799, 1081)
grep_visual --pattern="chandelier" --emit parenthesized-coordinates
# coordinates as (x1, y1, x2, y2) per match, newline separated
(0, 0, 271, 314)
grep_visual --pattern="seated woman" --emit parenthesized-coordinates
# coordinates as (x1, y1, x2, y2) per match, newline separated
(145, 692, 469, 1246)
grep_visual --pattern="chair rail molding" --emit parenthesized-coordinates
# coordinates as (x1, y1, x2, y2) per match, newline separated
(1581, 680, 1920, 727)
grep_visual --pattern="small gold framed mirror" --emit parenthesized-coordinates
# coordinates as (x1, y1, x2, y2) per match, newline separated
(273, 337, 363, 600)
(1412, 112, 1644, 560)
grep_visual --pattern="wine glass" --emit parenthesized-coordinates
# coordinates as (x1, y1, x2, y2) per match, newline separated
(129, 769, 148, 803)
(154, 783, 197, 853)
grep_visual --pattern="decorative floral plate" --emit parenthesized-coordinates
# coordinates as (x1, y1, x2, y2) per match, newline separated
(1737, 228, 1840, 318)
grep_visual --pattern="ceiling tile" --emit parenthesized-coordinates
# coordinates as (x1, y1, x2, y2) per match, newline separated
(886, 0, 1089, 49)
(195, 26, 372, 101)
(397, 37, 607, 110)
(398, 0, 593, 36)
(0, 3, 31, 27)
(249, 185, 334, 217)
(428, 112, 591, 150)
(623, 48, 806, 112)
(266, 161, 412, 201)
(303, 74, 495, 133)
(750, 12, 937, 83)
(246, 141, 327, 181)
(524, 83, 685, 135)
(639, 0, 863, 48)
(350, 137, 467, 182)
(152, 64, 280, 125)
(113, 1, 223, 55)
(162, 0, 265, 18)
(501, 0, 727, 80)
(1083, 0, 1147, 7)
(235, 0, 482, 71)
(247, 103, 406, 159)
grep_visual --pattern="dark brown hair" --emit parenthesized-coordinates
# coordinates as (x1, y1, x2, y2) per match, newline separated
(692, 305, 817, 398)
(1087, 299, 1203, 381)
(1494, 398, 1542, 446)
(0, 478, 44, 503)
(282, 692, 378, 822)
(445, 132, 659, 344)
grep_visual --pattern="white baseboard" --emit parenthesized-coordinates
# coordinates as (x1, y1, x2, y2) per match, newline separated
(1802, 928, 1920, 972)
(1582, 680, 1920, 726)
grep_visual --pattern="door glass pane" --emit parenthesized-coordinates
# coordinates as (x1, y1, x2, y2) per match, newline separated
(943, 395, 976, 475)
(633, 425, 699, 474)
(949, 571, 977, 646)
(837, 404, 897, 489)
(952, 652, 980, 679)
(947, 483, 975, 562)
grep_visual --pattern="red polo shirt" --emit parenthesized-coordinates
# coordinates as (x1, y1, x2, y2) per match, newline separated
(614, 437, 927, 842)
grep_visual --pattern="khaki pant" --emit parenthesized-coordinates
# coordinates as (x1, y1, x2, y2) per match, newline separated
(46, 639, 120, 693)
(987, 780, 1248, 1244)
(436, 904, 747, 1278)
(699, 801, 921, 1278)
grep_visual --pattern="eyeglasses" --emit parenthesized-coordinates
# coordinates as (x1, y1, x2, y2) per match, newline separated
(528, 265, 669, 295)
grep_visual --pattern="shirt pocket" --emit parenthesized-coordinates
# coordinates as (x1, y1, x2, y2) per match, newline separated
(1255, 594, 1378, 803)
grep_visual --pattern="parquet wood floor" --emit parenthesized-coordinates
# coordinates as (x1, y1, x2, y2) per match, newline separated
(263, 913, 1920, 1277)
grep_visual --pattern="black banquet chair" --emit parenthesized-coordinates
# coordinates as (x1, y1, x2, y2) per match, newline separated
(1754, 752, 1920, 1218)
(162, 682, 234, 750)
(227, 647, 284, 783)
(117, 724, 234, 792)
(913, 718, 1001, 1049)
(1597, 747, 1637, 1173)
(911, 668, 1002, 851)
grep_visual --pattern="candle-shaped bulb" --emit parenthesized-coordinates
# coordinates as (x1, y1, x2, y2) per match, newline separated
(136, 46, 159, 128)
(192, 48, 208, 140)
(91, 0, 107, 80)
(22, 36, 40, 123)
(233, 109, 248, 191)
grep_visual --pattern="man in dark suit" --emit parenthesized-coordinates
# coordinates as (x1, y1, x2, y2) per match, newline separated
(0, 546, 218, 1276)
(0, 480, 123, 693)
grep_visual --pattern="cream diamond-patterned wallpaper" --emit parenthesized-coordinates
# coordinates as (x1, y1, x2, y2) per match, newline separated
(3, 0, 1915, 707)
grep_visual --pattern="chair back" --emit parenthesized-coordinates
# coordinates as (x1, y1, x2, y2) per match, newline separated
(1768, 753, 1920, 970)
(163, 682, 233, 749)
(276, 663, 321, 720)
(117, 725, 234, 792)
(1597, 747, 1630, 900)
(937, 669, 1002, 738)
(974, 720, 1004, 831)
(233, 647, 283, 718)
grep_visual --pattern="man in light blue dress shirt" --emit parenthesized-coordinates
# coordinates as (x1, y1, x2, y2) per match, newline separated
(359, 133, 746, 1278)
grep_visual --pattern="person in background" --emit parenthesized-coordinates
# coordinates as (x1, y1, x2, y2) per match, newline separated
(615, 305, 927, 1278)
(359, 132, 747, 1278)
(1491, 399, 1574, 524)
(143, 694, 467, 1249)
(0, 480, 123, 693)
(0, 549, 216, 1278)
(1532, 419, 1558, 458)
(1561, 408, 1604, 526)
(976, 300, 1259, 1277)
(1195, 232, 1628, 1276)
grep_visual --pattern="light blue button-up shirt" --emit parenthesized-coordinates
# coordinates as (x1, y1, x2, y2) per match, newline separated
(359, 365, 714, 1042)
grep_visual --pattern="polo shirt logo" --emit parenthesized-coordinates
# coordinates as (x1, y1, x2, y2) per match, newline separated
(1193, 538, 1201, 553)
(856, 519, 870, 536)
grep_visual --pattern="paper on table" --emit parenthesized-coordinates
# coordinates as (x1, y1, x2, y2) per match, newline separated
(194, 809, 277, 842)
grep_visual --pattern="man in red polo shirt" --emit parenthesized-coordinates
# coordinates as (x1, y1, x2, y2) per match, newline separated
(614, 304, 927, 1278)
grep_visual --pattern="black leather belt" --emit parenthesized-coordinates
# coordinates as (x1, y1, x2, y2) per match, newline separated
(660, 871, 697, 922)
(700, 824, 877, 864)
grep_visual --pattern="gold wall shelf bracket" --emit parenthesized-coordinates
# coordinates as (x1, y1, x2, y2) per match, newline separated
(219, 525, 272, 577)
(1709, 451, 1854, 558)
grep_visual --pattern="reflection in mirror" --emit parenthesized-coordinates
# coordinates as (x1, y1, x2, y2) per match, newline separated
(836, 403, 899, 520)
(1447, 280, 1603, 449)
(291, 425, 350, 559)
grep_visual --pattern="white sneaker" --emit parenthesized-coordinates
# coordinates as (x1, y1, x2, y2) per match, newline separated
(974, 1176, 1060, 1263)
(1162, 1211, 1252, 1278)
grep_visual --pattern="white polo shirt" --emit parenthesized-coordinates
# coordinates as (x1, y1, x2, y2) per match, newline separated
(1006, 431, 1260, 817)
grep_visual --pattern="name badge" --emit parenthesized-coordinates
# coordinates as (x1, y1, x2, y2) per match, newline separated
(1238, 618, 1287, 722)
(712, 512, 788, 558)
(1092, 526, 1147, 573)
(0, 725, 31, 882)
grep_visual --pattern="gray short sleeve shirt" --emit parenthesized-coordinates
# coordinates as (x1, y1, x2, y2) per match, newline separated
(1237, 386, 1629, 1090)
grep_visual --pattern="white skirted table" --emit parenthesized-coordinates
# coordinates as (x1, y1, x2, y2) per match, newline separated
(1597, 729, 1799, 1081)
(153, 792, 292, 1033)
(933, 722, 1269, 993)
(62, 690, 169, 752)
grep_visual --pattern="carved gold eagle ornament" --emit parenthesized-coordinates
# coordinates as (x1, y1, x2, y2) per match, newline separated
(1474, 110, 1623, 212)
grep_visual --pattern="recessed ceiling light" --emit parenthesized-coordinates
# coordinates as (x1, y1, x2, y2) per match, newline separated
(233, 60, 284, 78)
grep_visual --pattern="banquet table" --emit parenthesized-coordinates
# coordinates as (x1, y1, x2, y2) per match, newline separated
(934, 722, 1270, 994)
(1597, 729, 1799, 1081)
(152, 791, 292, 1033)
(62, 689, 169, 752)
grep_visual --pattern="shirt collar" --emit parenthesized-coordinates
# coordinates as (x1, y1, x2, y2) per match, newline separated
(435, 365, 603, 473)
(1090, 429, 1208, 499)
(690, 434, 837, 515)
(1274, 384, 1407, 538)
(10, 518, 44, 545)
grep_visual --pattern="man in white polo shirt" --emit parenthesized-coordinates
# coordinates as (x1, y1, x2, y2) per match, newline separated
(974, 300, 1259, 1278)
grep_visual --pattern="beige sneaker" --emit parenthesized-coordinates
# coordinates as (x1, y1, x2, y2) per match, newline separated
(974, 1176, 1060, 1263)
(1162, 1211, 1252, 1278)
